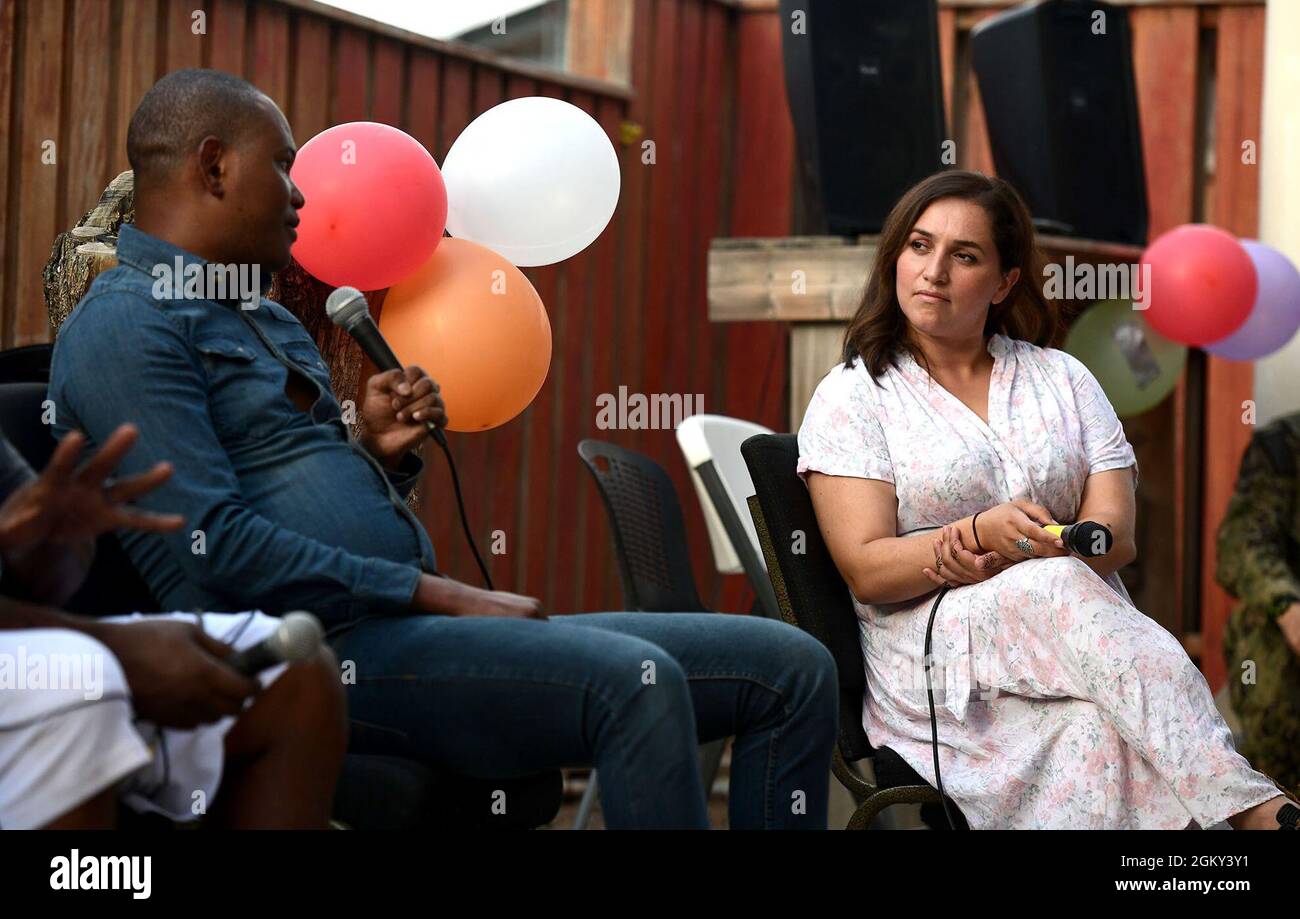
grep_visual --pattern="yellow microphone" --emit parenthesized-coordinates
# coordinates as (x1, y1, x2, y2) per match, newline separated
(1044, 522, 1113, 557)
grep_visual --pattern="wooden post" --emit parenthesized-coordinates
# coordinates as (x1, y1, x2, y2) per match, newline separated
(564, 0, 633, 85)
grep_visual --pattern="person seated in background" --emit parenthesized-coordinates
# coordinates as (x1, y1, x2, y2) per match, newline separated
(47, 68, 836, 829)
(1217, 410, 1300, 795)
(800, 168, 1299, 829)
(0, 425, 345, 828)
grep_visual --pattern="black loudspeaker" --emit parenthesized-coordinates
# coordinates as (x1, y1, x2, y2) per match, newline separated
(779, 0, 947, 237)
(972, 0, 1148, 245)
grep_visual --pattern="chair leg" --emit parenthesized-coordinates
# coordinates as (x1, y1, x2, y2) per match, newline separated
(700, 738, 727, 796)
(573, 771, 599, 830)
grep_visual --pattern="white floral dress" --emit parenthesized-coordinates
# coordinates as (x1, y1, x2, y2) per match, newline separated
(798, 333, 1284, 828)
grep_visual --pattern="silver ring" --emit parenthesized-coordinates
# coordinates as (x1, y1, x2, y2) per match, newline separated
(1015, 537, 1035, 555)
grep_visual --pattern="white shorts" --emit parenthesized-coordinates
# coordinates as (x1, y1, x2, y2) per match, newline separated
(0, 611, 284, 829)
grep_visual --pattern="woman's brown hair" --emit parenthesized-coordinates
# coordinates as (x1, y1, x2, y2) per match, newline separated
(842, 170, 1062, 383)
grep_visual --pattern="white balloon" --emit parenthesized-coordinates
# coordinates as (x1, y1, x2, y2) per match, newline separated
(441, 97, 621, 267)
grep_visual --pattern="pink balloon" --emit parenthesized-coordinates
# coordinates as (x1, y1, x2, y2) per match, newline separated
(291, 122, 447, 290)
(1139, 224, 1256, 347)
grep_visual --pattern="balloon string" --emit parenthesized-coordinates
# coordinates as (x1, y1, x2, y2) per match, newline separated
(438, 434, 495, 592)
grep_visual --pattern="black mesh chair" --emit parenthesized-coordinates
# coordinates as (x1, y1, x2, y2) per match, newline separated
(577, 438, 726, 827)
(578, 439, 709, 613)
(741, 433, 969, 830)
(0, 373, 561, 829)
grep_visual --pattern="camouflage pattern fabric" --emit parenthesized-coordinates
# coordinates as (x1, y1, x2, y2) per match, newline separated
(1217, 412, 1300, 796)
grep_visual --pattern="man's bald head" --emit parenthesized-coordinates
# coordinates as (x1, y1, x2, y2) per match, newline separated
(127, 68, 269, 188)
(126, 69, 303, 272)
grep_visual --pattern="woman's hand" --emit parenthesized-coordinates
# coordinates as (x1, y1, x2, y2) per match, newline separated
(922, 524, 1015, 588)
(977, 499, 1070, 562)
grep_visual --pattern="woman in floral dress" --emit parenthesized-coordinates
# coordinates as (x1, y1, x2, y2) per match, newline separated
(798, 170, 1298, 829)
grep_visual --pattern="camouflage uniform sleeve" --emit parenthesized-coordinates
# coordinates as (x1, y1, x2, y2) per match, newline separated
(1216, 423, 1300, 619)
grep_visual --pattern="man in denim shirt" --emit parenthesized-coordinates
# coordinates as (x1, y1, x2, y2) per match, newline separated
(50, 69, 836, 828)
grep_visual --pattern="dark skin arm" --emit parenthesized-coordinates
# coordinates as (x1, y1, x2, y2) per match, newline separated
(356, 365, 544, 620)
(0, 425, 258, 726)
(358, 365, 448, 470)
(411, 572, 545, 619)
(0, 425, 183, 604)
(0, 596, 258, 728)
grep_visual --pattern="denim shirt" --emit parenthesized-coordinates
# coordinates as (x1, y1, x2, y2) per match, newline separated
(48, 225, 437, 625)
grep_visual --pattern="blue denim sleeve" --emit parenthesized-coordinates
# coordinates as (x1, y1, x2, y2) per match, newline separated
(49, 291, 421, 616)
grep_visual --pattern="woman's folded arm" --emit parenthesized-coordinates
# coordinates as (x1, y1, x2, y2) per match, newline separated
(807, 471, 982, 606)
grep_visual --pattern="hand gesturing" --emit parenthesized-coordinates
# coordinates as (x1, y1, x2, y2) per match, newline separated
(0, 424, 184, 553)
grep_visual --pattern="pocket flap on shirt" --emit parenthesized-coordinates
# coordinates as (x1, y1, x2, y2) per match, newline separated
(281, 340, 330, 373)
(195, 338, 256, 362)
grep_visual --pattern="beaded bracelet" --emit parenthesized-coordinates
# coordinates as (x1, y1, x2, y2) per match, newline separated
(971, 511, 987, 553)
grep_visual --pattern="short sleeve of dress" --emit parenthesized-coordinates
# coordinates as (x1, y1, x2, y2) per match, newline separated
(797, 363, 894, 484)
(1063, 353, 1140, 490)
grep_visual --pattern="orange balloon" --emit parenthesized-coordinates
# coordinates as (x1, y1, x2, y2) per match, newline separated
(379, 238, 551, 432)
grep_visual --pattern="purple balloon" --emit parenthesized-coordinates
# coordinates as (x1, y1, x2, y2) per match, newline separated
(1205, 240, 1300, 360)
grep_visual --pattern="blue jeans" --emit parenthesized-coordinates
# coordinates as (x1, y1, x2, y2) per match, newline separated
(328, 612, 838, 829)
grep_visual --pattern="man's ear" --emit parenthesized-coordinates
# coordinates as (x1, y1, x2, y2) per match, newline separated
(196, 135, 226, 199)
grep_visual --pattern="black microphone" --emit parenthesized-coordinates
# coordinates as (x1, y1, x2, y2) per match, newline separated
(226, 611, 324, 676)
(1044, 521, 1113, 557)
(325, 286, 447, 447)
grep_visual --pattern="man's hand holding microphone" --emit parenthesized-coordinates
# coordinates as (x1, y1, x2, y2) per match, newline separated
(325, 286, 546, 622)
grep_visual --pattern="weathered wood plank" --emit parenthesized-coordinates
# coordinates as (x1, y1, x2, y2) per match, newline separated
(1131, 5, 1199, 642)
(370, 37, 404, 125)
(1200, 3, 1266, 693)
(790, 324, 845, 430)
(164, 0, 204, 73)
(249, 1, 291, 108)
(64, 0, 114, 221)
(207, 0, 247, 75)
(287, 11, 330, 145)
(14, 0, 65, 344)
(0, 0, 18, 342)
(331, 26, 369, 123)
(580, 96, 626, 610)
(403, 51, 441, 155)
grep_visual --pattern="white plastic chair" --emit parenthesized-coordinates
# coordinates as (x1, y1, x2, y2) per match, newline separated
(676, 414, 780, 617)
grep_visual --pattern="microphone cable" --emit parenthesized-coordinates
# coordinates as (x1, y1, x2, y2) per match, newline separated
(432, 429, 494, 592)
(923, 584, 963, 830)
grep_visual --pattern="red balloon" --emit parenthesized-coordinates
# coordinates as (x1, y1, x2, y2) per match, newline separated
(291, 122, 447, 290)
(1139, 224, 1256, 347)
